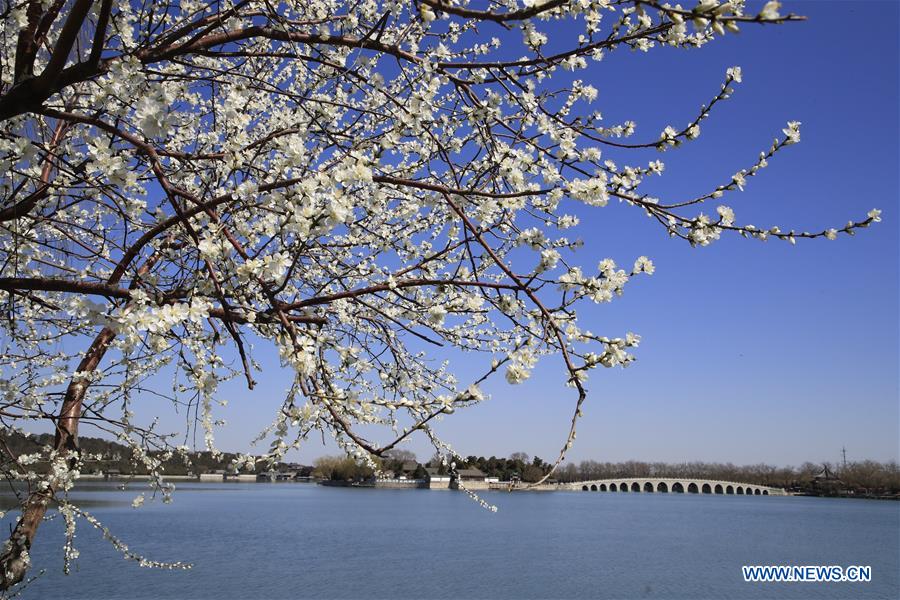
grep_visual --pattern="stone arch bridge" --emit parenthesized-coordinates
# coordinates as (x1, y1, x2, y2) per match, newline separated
(566, 478, 786, 496)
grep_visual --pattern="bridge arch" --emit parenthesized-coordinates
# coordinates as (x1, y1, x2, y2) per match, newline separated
(573, 480, 776, 497)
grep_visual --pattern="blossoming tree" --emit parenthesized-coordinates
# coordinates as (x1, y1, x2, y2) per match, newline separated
(0, 0, 880, 589)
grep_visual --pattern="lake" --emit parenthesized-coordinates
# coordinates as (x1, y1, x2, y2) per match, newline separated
(4, 482, 898, 599)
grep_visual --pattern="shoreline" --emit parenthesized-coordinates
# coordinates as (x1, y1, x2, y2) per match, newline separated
(7, 474, 896, 500)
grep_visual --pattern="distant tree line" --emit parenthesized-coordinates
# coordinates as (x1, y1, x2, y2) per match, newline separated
(0, 431, 294, 476)
(312, 450, 428, 481)
(553, 459, 900, 492)
(312, 450, 556, 483)
(833, 461, 900, 492)
(316, 450, 900, 493)
(9, 429, 896, 493)
(312, 455, 376, 482)
(425, 452, 554, 483)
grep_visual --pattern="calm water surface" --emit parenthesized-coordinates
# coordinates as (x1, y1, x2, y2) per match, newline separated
(3, 482, 898, 599)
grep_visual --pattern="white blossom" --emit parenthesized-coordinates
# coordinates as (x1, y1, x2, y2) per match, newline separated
(633, 256, 655, 275)
(782, 121, 802, 145)
(760, 1, 782, 20)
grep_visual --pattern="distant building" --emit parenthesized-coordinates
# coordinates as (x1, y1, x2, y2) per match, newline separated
(256, 471, 297, 482)
(813, 465, 841, 483)
(425, 467, 451, 489)
(455, 468, 487, 482)
(199, 470, 223, 481)
(425, 466, 493, 490)
(282, 463, 315, 477)
(811, 465, 843, 494)
(452, 467, 490, 490)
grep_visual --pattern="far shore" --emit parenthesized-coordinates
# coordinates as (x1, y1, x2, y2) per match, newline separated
(5, 474, 895, 501)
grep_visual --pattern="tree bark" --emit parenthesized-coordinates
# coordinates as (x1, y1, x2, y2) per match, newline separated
(0, 247, 162, 590)
(0, 327, 115, 589)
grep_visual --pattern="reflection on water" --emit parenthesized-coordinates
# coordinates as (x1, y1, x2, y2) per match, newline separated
(1, 483, 897, 599)
(0, 481, 246, 511)
(1, 481, 150, 511)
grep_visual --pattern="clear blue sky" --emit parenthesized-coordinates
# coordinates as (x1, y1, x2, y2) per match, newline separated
(130, 1, 898, 468)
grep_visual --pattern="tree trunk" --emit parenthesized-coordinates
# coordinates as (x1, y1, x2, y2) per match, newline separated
(0, 326, 115, 590)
